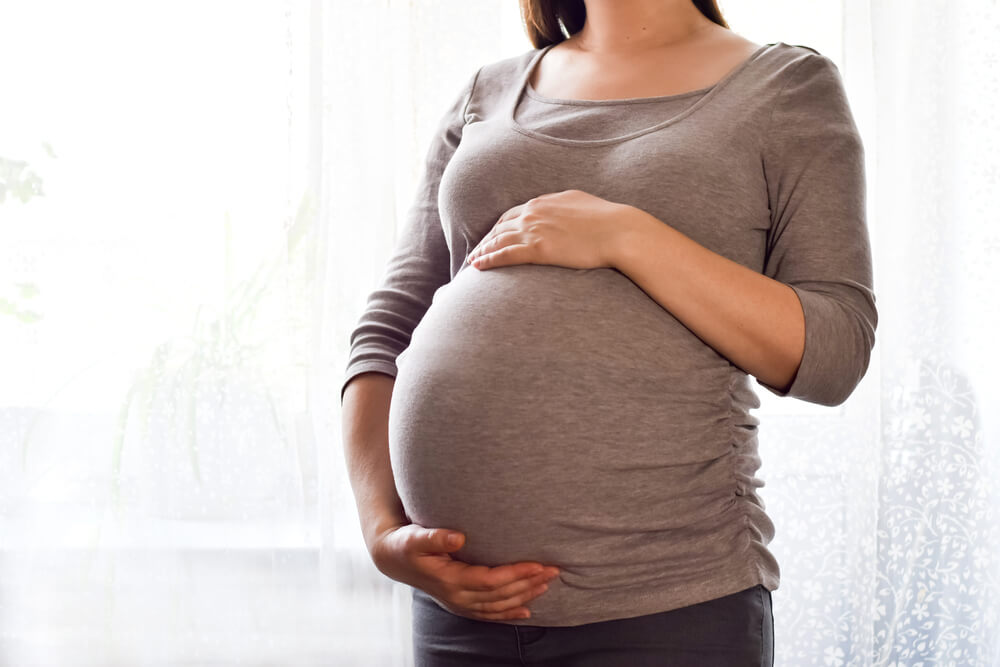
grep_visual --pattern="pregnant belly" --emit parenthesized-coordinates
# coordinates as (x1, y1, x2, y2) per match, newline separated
(388, 263, 745, 572)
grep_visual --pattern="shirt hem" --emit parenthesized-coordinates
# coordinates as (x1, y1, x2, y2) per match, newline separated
(501, 558, 779, 628)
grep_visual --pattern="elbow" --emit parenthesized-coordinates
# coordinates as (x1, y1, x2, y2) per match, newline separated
(760, 285, 877, 407)
(811, 332, 874, 407)
(801, 287, 877, 407)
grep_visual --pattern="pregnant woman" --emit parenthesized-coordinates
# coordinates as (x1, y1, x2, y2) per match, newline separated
(341, 0, 877, 664)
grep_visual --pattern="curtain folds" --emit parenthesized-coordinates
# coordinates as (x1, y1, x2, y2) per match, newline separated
(1, 1, 997, 665)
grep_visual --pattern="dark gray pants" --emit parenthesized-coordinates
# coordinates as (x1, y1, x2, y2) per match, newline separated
(412, 584, 774, 666)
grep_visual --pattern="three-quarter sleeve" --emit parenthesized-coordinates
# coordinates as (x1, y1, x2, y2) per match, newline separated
(340, 66, 481, 404)
(756, 50, 878, 407)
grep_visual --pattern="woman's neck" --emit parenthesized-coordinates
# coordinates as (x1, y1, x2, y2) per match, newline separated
(573, 0, 716, 55)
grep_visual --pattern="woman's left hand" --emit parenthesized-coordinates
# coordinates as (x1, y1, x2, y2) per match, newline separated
(467, 189, 630, 271)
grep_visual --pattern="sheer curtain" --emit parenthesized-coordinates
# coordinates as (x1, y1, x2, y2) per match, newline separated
(1, 1, 997, 666)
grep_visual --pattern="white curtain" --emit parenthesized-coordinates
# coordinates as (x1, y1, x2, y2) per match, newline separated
(1, 1, 998, 665)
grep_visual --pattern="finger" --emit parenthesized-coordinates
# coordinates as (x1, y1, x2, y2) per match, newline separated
(468, 225, 518, 261)
(473, 230, 518, 257)
(454, 562, 549, 592)
(472, 243, 531, 269)
(412, 528, 464, 554)
(458, 578, 553, 615)
(488, 568, 560, 599)
(466, 236, 491, 263)
(497, 202, 526, 225)
(458, 569, 558, 605)
(445, 600, 534, 622)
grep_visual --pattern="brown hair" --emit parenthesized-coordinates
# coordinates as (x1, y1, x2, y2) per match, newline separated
(517, 0, 730, 49)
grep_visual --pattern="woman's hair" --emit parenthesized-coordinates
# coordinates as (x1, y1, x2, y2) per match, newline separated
(517, 0, 730, 49)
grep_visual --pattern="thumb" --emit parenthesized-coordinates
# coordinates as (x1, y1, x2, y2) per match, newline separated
(433, 529, 464, 550)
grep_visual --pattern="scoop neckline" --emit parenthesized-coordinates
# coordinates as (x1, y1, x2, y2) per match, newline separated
(507, 41, 777, 147)
(525, 77, 714, 105)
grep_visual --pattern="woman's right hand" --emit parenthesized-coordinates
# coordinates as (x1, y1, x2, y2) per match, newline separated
(370, 522, 560, 621)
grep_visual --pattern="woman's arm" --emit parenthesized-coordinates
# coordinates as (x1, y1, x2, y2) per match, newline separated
(339, 64, 479, 549)
(613, 51, 877, 407)
(610, 211, 805, 395)
(341, 65, 481, 405)
(341, 371, 409, 556)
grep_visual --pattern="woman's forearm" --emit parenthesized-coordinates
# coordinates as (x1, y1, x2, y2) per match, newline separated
(611, 206, 805, 393)
(341, 371, 410, 556)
